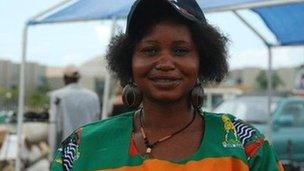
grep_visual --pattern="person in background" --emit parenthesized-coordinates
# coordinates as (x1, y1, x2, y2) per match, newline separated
(48, 65, 100, 158)
(51, 0, 283, 170)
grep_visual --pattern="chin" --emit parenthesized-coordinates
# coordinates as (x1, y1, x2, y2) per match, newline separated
(147, 93, 186, 105)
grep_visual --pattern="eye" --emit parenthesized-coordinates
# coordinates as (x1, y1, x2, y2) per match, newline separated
(141, 47, 159, 57)
(173, 47, 190, 56)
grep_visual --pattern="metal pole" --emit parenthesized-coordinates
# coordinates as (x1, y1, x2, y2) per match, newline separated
(233, 11, 273, 141)
(266, 46, 273, 142)
(29, 0, 72, 24)
(204, 0, 304, 13)
(15, 25, 29, 171)
(101, 73, 111, 119)
(232, 11, 269, 44)
(101, 17, 117, 119)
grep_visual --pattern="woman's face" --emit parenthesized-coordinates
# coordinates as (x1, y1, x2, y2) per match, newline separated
(132, 21, 199, 104)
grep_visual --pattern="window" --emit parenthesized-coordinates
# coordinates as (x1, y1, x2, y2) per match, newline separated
(280, 102, 304, 127)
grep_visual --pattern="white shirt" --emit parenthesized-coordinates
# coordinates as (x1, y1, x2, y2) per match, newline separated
(49, 83, 100, 156)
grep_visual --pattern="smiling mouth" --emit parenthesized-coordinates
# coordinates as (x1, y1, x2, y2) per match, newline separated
(149, 77, 182, 89)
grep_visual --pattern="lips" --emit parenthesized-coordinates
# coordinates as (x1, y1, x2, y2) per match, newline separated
(148, 75, 182, 89)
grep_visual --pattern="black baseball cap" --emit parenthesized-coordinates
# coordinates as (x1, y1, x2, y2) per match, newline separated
(126, 0, 207, 35)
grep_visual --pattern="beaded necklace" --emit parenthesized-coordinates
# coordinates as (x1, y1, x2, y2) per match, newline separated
(139, 108, 197, 155)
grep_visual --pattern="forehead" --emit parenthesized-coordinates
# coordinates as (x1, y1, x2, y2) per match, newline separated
(140, 20, 192, 41)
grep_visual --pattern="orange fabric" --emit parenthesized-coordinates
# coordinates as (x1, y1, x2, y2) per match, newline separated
(100, 157, 249, 171)
(244, 139, 264, 158)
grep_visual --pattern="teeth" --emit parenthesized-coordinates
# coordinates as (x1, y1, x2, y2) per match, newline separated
(155, 78, 176, 82)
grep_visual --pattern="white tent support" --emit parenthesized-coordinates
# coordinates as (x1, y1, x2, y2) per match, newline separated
(29, 0, 72, 23)
(267, 46, 273, 142)
(101, 72, 111, 119)
(16, 25, 29, 171)
(101, 17, 117, 119)
(232, 11, 273, 142)
(232, 11, 270, 45)
(206, 0, 304, 13)
(29, 18, 112, 25)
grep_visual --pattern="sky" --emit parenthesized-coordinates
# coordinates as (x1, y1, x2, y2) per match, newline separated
(0, 0, 303, 69)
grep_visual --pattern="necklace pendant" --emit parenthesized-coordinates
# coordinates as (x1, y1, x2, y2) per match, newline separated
(146, 147, 152, 154)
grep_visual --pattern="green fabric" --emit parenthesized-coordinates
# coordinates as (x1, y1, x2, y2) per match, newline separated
(50, 111, 282, 171)
(249, 141, 282, 171)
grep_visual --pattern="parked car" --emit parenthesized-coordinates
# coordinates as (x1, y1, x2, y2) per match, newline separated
(213, 96, 304, 167)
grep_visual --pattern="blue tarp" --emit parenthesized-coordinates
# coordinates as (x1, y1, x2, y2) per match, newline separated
(28, 0, 134, 24)
(253, 3, 304, 45)
(28, 0, 304, 46)
(29, 0, 267, 24)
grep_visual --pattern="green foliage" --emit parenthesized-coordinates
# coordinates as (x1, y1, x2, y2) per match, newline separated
(0, 86, 18, 102)
(27, 91, 49, 108)
(256, 70, 284, 90)
(26, 77, 51, 108)
(1, 78, 52, 109)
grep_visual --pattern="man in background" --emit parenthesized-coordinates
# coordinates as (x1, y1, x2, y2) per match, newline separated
(48, 65, 100, 157)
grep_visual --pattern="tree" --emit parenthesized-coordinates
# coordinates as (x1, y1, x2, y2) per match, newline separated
(26, 77, 51, 108)
(0, 86, 18, 111)
(256, 70, 284, 90)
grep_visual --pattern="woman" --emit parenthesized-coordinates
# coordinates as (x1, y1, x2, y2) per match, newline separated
(51, 0, 284, 170)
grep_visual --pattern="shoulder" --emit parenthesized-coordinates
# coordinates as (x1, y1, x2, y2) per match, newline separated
(82, 88, 99, 98)
(203, 112, 238, 126)
(205, 112, 263, 137)
(49, 89, 67, 105)
(50, 86, 73, 99)
(51, 111, 135, 170)
(73, 86, 98, 98)
(81, 111, 134, 137)
(206, 111, 264, 140)
(205, 112, 265, 157)
(62, 111, 134, 143)
(50, 88, 65, 97)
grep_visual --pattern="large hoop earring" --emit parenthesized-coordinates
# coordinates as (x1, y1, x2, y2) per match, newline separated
(122, 81, 143, 108)
(190, 79, 205, 111)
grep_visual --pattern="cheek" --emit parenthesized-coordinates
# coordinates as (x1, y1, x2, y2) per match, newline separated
(181, 55, 200, 78)
(191, 53, 200, 75)
(192, 58, 200, 74)
(131, 55, 151, 81)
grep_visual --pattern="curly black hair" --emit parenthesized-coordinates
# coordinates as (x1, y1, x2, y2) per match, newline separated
(106, 4, 228, 87)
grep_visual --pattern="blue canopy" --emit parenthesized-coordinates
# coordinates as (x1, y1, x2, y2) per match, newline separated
(253, 3, 304, 45)
(28, 0, 304, 46)
(28, 0, 280, 24)
(28, 0, 134, 24)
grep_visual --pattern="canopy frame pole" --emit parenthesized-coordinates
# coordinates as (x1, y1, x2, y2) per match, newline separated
(267, 46, 273, 142)
(101, 17, 117, 119)
(232, 11, 270, 45)
(15, 24, 29, 171)
(232, 11, 274, 142)
(206, 0, 304, 13)
(29, 0, 72, 24)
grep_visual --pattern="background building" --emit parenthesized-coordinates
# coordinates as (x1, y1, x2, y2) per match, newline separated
(25, 62, 46, 92)
(0, 60, 18, 88)
(227, 67, 262, 90)
(0, 59, 46, 91)
(225, 67, 297, 92)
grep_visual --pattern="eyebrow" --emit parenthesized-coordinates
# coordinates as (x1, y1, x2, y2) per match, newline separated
(141, 40, 158, 44)
(140, 40, 191, 44)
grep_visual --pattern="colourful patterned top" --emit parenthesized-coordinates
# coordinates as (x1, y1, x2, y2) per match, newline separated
(50, 111, 284, 171)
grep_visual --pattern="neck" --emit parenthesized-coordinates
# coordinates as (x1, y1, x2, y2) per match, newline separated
(140, 98, 194, 130)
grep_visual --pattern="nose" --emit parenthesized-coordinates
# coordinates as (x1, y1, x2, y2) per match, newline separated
(155, 53, 175, 71)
